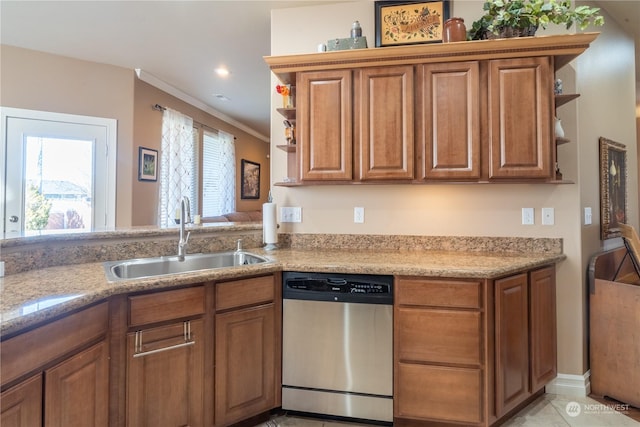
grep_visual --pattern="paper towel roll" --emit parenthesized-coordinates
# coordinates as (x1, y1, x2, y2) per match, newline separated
(263, 202, 277, 248)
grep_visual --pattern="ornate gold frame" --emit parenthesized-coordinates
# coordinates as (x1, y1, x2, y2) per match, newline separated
(599, 137, 627, 240)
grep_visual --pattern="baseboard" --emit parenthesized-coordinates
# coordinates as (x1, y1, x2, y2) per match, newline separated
(545, 370, 591, 396)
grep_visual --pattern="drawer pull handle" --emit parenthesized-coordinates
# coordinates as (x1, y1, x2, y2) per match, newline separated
(133, 321, 195, 358)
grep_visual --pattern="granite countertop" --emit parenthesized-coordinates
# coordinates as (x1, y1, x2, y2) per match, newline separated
(0, 247, 565, 337)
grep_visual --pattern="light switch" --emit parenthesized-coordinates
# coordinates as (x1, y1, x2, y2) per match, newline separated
(584, 207, 592, 225)
(522, 208, 534, 225)
(354, 207, 364, 223)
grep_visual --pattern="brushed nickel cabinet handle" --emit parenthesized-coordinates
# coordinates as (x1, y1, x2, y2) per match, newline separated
(133, 321, 195, 358)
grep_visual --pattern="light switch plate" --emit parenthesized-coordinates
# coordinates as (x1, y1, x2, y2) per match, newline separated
(584, 207, 592, 225)
(354, 207, 364, 223)
(522, 208, 534, 225)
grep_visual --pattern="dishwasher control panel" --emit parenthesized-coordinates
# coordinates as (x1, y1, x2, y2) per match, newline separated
(283, 272, 393, 304)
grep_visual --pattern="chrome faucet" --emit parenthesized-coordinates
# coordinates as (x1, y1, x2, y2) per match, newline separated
(178, 196, 191, 260)
(235, 238, 243, 252)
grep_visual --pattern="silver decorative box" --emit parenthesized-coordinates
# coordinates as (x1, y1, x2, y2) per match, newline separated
(326, 36, 368, 51)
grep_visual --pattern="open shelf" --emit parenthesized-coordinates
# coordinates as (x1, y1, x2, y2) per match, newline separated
(276, 144, 297, 153)
(555, 93, 580, 108)
(276, 107, 296, 121)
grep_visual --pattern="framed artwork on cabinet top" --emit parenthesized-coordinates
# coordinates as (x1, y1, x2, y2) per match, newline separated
(599, 137, 627, 240)
(241, 159, 260, 200)
(375, 0, 450, 47)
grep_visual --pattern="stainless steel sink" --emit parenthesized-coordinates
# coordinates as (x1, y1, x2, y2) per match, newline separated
(104, 251, 270, 281)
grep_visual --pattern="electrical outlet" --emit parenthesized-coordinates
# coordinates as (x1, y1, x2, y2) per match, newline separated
(584, 207, 592, 225)
(354, 207, 364, 223)
(541, 207, 554, 225)
(522, 208, 534, 225)
(280, 207, 302, 223)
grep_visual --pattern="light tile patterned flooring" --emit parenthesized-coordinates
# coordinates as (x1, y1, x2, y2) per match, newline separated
(256, 394, 639, 427)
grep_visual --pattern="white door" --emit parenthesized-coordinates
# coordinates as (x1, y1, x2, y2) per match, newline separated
(2, 108, 116, 237)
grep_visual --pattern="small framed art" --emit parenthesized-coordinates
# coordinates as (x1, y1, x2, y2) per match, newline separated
(375, 0, 450, 47)
(241, 159, 261, 199)
(138, 147, 158, 182)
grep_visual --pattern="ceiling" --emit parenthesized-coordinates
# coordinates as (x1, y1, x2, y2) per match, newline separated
(1, 1, 638, 143)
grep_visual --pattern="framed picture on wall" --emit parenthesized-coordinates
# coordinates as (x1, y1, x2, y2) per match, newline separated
(599, 137, 627, 240)
(375, 0, 450, 47)
(241, 159, 260, 199)
(138, 147, 158, 182)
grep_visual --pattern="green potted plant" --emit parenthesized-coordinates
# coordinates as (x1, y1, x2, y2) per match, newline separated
(468, 0, 604, 40)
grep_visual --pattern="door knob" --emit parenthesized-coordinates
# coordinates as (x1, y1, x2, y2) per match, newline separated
(9, 215, 18, 223)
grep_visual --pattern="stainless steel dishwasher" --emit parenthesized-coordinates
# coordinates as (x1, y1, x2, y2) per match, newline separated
(282, 271, 393, 423)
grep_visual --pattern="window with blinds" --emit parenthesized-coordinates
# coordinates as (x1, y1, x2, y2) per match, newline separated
(201, 130, 235, 217)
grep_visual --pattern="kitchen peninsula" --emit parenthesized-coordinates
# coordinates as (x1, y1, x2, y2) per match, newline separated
(1, 225, 564, 427)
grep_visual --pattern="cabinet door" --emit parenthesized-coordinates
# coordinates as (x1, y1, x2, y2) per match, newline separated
(355, 66, 414, 180)
(529, 266, 557, 391)
(297, 70, 352, 181)
(1, 375, 42, 427)
(417, 62, 480, 180)
(45, 341, 109, 427)
(495, 273, 529, 417)
(488, 57, 552, 179)
(126, 320, 204, 427)
(215, 304, 275, 426)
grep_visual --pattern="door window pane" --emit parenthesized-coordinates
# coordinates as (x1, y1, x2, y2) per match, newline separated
(24, 136, 94, 232)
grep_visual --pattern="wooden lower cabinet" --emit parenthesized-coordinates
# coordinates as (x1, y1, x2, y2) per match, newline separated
(215, 304, 276, 426)
(529, 266, 557, 391)
(0, 303, 109, 427)
(1, 375, 43, 427)
(495, 273, 530, 416)
(396, 363, 483, 424)
(494, 266, 557, 418)
(395, 267, 557, 426)
(394, 276, 486, 426)
(45, 341, 110, 426)
(126, 319, 205, 427)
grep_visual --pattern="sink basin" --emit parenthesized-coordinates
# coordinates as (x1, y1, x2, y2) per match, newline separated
(104, 251, 270, 281)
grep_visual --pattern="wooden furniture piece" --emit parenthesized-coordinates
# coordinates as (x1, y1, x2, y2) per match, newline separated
(265, 33, 598, 186)
(394, 265, 556, 427)
(0, 302, 110, 427)
(588, 247, 640, 408)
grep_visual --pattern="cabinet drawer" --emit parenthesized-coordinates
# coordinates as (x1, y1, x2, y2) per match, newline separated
(129, 286, 205, 327)
(396, 362, 482, 424)
(396, 277, 482, 308)
(216, 275, 274, 311)
(1, 302, 109, 387)
(397, 307, 482, 366)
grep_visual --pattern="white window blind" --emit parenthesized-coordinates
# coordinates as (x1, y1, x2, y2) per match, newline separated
(202, 130, 235, 217)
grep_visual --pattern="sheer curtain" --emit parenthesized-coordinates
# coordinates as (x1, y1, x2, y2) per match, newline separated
(159, 108, 195, 227)
(202, 129, 235, 217)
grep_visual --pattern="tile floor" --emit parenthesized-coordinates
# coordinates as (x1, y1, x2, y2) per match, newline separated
(256, 394, 639, 427)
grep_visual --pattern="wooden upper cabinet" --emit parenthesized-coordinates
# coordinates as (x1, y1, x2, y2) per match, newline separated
(488, 57, 552, 179)
(355, 65, 414, 180)
(416, 62, 480, 180)
(298, 69, 353, 181)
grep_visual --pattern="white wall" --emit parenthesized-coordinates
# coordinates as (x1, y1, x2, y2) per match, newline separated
(269, 1, 638, 377)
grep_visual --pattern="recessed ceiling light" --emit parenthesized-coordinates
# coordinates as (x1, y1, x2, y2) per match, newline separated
(215, 67, 230, 77)
(214, 94, 231, 101)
